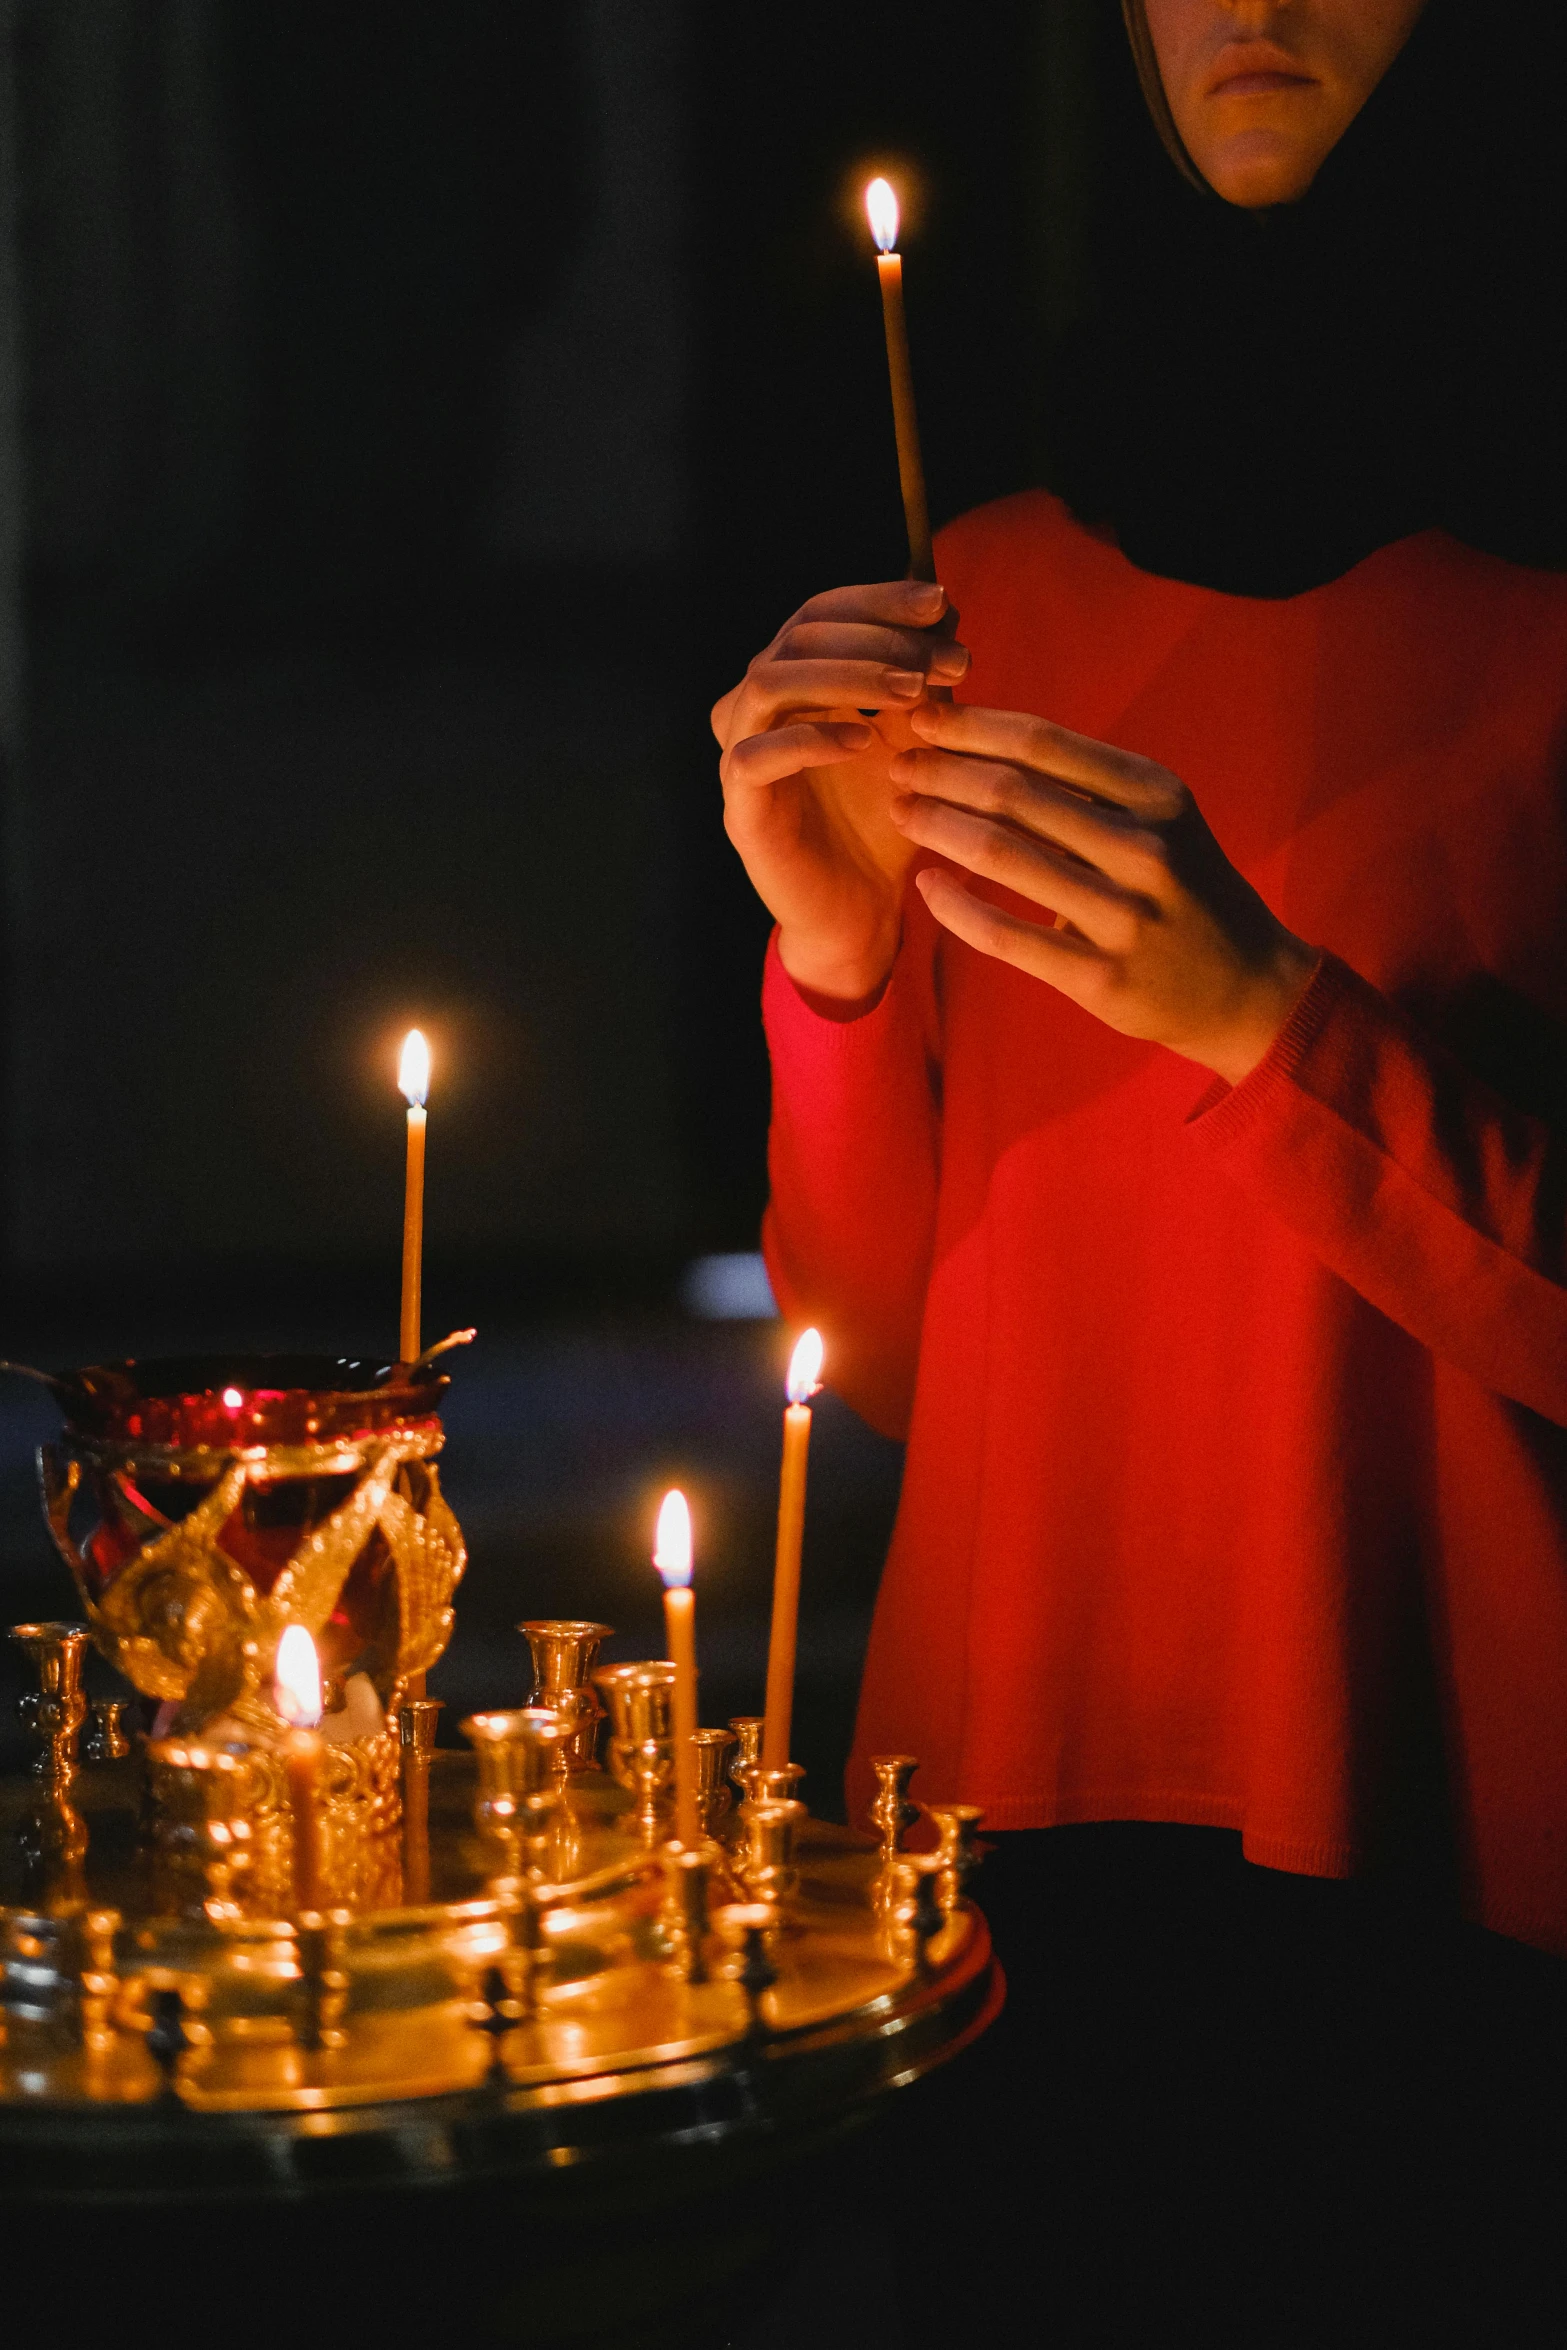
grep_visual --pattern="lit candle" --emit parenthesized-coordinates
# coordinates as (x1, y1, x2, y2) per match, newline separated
(762, 1330, 824, 1771)
(654, 1489, 701, 1847)
(398, 1028, 430, 1366)
(865, 178, 934, 584)
(275, 1623, 325, 1912)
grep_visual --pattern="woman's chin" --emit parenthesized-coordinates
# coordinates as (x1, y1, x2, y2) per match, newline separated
(1196, 124, 1333, 208)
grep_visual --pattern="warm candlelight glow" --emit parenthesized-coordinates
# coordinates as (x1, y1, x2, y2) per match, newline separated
(763, 1337, 823, 1771)
(655, 1488, 700, 1845)
(221, 1386, 243, 1409)
(786, 1328, 825, 1406)
(398, 1028, 431, 1108)
(865, 176, 900, 254)
(865, 169, 934, 583)
(398, 1029, 430, 1375)
(654, 1489, 693, 1589)
(274, 1624, 324, 1729)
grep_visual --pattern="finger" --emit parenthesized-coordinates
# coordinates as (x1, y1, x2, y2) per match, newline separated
(914, 866, 1104, 986)
(892, 795, 1142, 952)
(907, 702, 1180, 817)
(711, 677, 741, 746)
(890, 746, 1167, 895)
(731, 657, 926, 736)
(789, 580, 948, 631)
(780, 621, 970, 680)
(722, 720, 873, 795)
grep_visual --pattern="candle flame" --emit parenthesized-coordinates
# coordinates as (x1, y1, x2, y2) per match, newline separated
(221, 1387, 243, 1409)
(786, 1327, 825, 1405)
(398, 1028, 431, 1108)
(274, 1624, 324, 1729)
(865, 177, 899, 255)
(653, 1488, 693, 1590)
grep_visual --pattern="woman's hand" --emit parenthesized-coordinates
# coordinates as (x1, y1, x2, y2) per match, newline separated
(889, 702, 1317, 1083)
(713, 580, 969, 1005)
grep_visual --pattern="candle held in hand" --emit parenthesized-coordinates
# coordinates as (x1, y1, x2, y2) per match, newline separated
(275, 1623, 326, 1913)
(398, 1028, 430, 1367)
(762, 1330, 824, 1772)
(655, 1489, 701, 1848)
(865, 179, 934, 584)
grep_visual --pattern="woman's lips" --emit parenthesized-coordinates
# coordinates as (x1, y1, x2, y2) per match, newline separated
(1212, 70, 1315, 95)
(1207, 44, 1317, 98)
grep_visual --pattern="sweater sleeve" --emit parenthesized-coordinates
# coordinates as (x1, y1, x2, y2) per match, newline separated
(1189, 951, 1567, 1424)
(760, 916, 941, 1439)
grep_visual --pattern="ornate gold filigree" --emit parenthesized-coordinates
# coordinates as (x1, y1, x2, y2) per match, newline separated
(382, 1460, 466, 1685)
(39, 1429, 466, 1732)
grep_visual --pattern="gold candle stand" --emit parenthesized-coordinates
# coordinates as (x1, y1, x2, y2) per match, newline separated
(0, 1354, 998, 2200)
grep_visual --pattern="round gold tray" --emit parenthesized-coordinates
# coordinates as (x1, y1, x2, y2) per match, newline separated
(0, 1755, 998, 2200)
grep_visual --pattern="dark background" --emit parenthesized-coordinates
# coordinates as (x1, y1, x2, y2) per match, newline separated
(0, 2, 1126, 1789)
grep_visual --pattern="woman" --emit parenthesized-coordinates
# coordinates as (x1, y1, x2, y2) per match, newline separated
(716, 1, 1567, 2339)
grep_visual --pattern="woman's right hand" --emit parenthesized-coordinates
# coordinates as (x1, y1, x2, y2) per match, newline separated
(712, 579, 968, 1005)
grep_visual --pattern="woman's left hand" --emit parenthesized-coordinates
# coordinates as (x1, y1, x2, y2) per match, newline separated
(889, 702, 1318, 1085)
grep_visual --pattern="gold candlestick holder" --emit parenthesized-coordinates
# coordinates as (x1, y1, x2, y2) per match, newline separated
(869, 1754, 920, 1865)
(661, 1844, 712, 1982)
(519, 1619, 612, 1772)
(10, 1622, 92, 1902)
(595, 1662, 679, 1844)
(740, 1797, 806, 1911)
(690, 1727, 736, 1839)
(925, 1801, 986, 1912)
(398, 1696, 442, 1901)
(461, 1707, 569, 1882)
(83, 1698, 132, 1762)
(727, 1715, 764, 1797)
(11, 1623, 89, 1792)
(741, 1760, 806, 1812)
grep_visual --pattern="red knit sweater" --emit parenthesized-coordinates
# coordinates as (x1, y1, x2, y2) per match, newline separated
(761, 492, 1567, 1953)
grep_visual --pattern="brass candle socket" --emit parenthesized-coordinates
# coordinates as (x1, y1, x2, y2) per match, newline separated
(690, 1728, 736, 1838)
(461, 1707, 569, 1882)
(520, 1619, 613, 1772)
(625, 1739, 675, 1846)
(595, 1662, 675, 1777)
(661, 1845, 712, 1982)
(712, 1901, 779, 2031)
(594, 1663, 679, 1841)
(741, 1760, 805, 1814)
(473, 1961, 528, 2083)
(883, 1856, 945, 1974)
(10, 1622, 90, 1792)
(740, 1797, 806, 1911)
(83, 1699, 132, 1763)
(727, 1716, 764, 1796)
(399, 1697, 443, 1902)
(924, 1802, 985, 1914)
(868, 1754, 920, 1866)
(293, 1912, 351, 2051)
(146, 1739, 255, 1923)
(1, 1902, 120, 2054)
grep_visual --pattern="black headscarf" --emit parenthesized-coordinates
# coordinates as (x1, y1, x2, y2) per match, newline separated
(1053, 0, 1567, 598)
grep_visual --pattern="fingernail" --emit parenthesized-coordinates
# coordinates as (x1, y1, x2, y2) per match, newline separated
(883, 669, 923, 698)
(930, 644, 970, 679)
